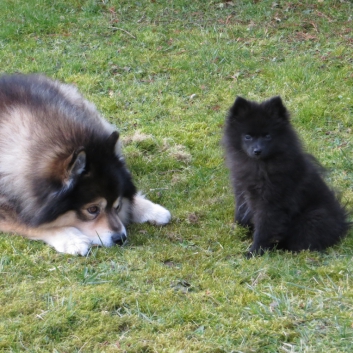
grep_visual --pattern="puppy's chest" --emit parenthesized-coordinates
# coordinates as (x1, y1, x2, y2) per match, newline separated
(241, 165, 275, 197)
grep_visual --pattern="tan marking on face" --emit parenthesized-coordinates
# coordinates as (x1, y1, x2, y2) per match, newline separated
(31, 198, 126, 247)
(112, 197, 121, 210)
(75, 205, 126, 247)
(80, 198, 107, 221)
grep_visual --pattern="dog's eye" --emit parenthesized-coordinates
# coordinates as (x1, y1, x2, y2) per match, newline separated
(265, 134, 271, 140)
(113, 197, 121, 212)
(244, 134, 252, 141)
(87, 206, 100, 215)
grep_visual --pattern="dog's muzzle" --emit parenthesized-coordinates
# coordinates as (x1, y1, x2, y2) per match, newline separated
(111, 232, 127, 246)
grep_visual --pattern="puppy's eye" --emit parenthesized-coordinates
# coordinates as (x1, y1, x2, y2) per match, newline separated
(87, 206, 100, 215)
(265, 134, 271, 140)
(244, 134, 252, 141)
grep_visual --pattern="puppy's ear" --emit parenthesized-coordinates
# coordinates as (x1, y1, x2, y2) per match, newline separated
(265, 96, 289, 120)
(65, 148, 86, 186)
(229, 96, 251, 119)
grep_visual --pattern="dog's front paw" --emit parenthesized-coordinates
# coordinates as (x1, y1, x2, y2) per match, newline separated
(46, 228, 92, 256)
(246, 244, 266, 258)
(147, 203, 171, 225)
(132, 195, 171, 225)
(61, 237, 92, 256)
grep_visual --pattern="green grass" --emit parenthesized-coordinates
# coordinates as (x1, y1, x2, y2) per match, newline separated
(1, 0, 353, 351)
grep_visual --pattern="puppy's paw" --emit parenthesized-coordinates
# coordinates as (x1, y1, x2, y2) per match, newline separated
(245, 251, 255, 259)
(46, 228, 92, 256)
(246, 245, 266, 258)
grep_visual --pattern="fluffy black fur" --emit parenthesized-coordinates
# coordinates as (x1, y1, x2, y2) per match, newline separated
(223, 96, 350, 257)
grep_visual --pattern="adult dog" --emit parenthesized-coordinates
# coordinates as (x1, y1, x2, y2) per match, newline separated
(0, 74, 171, 255)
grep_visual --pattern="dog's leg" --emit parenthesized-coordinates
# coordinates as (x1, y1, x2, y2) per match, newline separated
(235, 190, 253, 228)
(130, 193, 171, 225)
(247, 235, 271, 258)
(246, 208, 287, 257)
(4, 223, 92, 255)
(33, 227, 92, 255)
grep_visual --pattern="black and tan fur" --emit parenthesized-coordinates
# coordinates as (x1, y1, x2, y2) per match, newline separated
(0, 74, 171, 255)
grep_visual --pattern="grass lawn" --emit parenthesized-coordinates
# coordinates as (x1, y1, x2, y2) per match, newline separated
(1, 0, 353, 351)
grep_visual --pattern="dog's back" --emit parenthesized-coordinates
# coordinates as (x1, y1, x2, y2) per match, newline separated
(0, 74, 171, 255)
(0, 74, 116, 224)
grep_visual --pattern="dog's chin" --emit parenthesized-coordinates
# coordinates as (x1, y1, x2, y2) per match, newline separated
(80, 225, 128, 248)
(89, 234, 115, 248)
(90, 232, 128, 248)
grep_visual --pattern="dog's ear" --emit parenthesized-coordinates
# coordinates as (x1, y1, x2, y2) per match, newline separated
(265, 96, 289, 120)
(229, 96, 251, 120)
(106, 131, 121, 156)
(65, 148, 86, 186)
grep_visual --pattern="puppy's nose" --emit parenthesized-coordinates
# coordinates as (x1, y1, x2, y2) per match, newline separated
(111, 232, 127, 246)
(253, 148, 262, 156)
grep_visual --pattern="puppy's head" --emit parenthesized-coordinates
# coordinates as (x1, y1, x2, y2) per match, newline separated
(225, 96, 293, 160)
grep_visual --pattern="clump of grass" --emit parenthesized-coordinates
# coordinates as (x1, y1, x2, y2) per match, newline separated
(0, 0, 353, 352)
(122, 130, 154, 145)
(123, 130, 158, 153)
(162, 138, 192, 163)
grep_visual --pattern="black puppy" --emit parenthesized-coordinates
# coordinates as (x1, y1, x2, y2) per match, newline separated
(223, 96, 349, 257)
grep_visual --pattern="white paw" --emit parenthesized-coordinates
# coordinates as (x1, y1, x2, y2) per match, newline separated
(148, 204, 172, 225)
(59, 236, 92, 256)
(46, 228, 92, 256)
(132, 195, 171, 225)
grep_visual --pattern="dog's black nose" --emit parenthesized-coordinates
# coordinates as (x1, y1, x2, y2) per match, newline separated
(253, 148, 262, 156)
(111, 232, 127, 246)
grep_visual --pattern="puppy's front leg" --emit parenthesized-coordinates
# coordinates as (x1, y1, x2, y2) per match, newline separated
(247, 209, 286, 258)
(235, 190, 253, 228)
(247, 232, 272, 258)
(131, 193, 171, 225)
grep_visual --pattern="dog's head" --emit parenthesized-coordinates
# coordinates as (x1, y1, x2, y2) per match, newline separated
(33, 131, 136, 247)
(225, 96, 297, 160)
